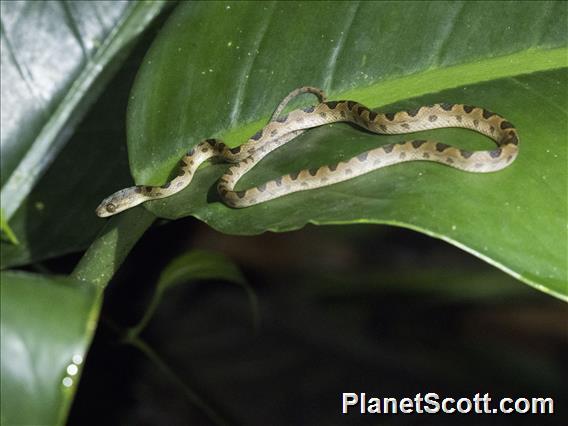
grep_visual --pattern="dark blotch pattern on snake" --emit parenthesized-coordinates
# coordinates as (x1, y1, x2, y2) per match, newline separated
(96, 86, 519, 216)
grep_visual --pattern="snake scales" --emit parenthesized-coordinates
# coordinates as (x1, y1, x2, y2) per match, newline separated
(96, 86, 519, 217)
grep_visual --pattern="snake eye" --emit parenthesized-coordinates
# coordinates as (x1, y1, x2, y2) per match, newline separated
(106, 203, 116, 213)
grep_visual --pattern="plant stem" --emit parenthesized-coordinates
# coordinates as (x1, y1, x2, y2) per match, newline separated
(71, 206, 155, 288)
(128, 337, 230, 426)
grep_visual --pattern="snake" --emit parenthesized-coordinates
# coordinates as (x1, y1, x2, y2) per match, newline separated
(95, 86, 519, 217)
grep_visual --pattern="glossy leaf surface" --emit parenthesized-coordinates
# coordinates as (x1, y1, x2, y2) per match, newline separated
(126, 2, 566, 298)
(0, 271, 98, 425)
(0, 0, 167, 220)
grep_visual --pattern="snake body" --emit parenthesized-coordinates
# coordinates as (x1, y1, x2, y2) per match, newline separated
(96, 87, 519, 217)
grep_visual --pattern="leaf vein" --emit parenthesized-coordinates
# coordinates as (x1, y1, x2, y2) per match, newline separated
(431, 1, 466, 67)
(322, 1, 360, 91)
(228, 3, 276, 126)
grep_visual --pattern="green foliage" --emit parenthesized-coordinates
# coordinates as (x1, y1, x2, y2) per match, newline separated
(0, 209, 19, 245)
(0, 1, 566, 425)
(0, 271, 99, 425)
(121, 249, 258, 426)
(128, 249, 258, 337)
(127, 2, 567, 298)
(0, 0, 169, 269)
(0, 1, 168, 222)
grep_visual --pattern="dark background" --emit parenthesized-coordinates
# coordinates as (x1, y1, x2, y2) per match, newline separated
(68, 218, 567, 426)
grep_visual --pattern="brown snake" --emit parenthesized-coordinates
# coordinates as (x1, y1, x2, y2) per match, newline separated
(96, 86, 519, 217)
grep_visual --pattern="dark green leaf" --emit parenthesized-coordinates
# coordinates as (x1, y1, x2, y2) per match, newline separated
(0, 3, 174, 269)
(0, 0, 168, 222)
(71, 206, 155, 287)
(157, 249, 248, 291)
(129, 249, 257, 337)
(0, 74, 141, 269)
(124, 1, 567, 299)
(0, 271, 99, 425)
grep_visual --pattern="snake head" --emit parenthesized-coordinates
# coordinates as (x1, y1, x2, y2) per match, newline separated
(95, 187, 145, 217)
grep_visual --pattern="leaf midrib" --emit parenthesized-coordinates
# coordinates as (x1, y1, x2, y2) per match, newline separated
(0, 1, 167, 221)
(220, 47, 568, 147)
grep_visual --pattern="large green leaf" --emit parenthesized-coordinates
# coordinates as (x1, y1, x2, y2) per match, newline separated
(1, 53, 144, 269)
(124, 1, 567, 298)
(0, 271, 99, 425)
(0, 0, 168, 222)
